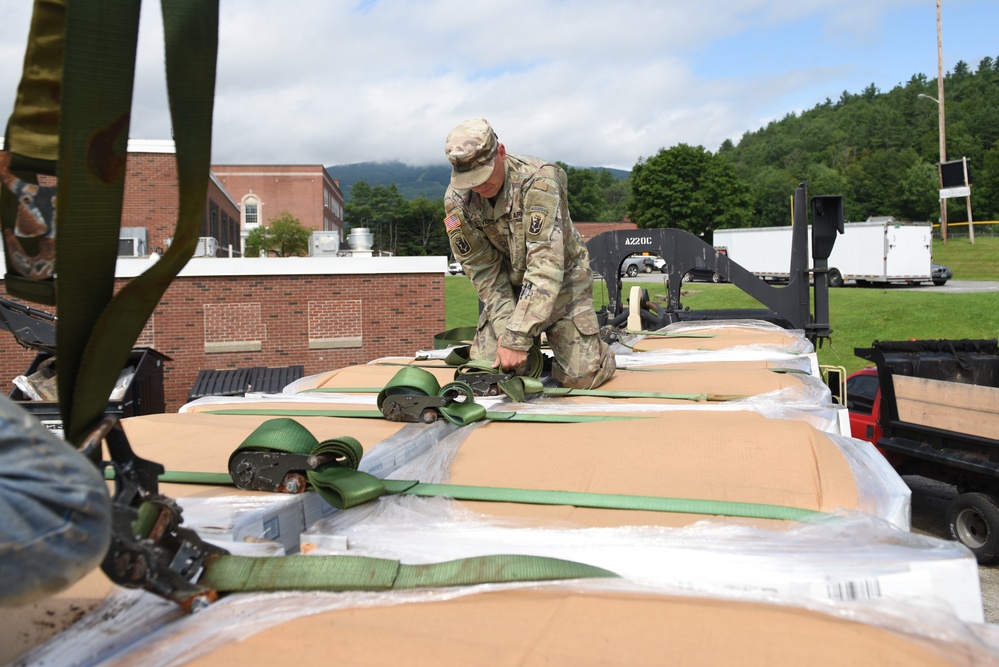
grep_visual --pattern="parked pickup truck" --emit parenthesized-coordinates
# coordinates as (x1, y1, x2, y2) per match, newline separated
(847, 339, 999, 563)
(620, 255, 656, 277)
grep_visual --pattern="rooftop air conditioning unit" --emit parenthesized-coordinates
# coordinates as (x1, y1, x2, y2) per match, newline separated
(195, 237, 218, 257)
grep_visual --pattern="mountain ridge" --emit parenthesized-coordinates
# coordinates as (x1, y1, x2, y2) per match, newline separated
(325, 160, 630, 202)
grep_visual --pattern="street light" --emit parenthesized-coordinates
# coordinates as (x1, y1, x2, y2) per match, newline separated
(917, 93, 939, 104)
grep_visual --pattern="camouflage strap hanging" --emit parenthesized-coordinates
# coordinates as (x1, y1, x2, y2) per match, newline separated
(1, 0, 219, 448)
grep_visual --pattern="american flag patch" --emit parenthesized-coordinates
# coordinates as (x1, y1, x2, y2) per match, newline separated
(444, 213, 461, 231)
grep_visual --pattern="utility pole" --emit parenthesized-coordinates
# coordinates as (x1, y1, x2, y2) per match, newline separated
(936, 0, 948, 243)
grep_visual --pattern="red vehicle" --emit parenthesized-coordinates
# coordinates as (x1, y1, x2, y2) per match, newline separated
(844, 367, 880, 444)
(844, 368, 905, 468)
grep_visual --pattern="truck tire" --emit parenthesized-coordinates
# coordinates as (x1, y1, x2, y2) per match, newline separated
(643, 264, 652, 273)
(827, 269, 844, 288)
(626, 265, 639, 277)
(711, 272, 721, 283)
(933, 279, 947, 286)
(947, 492, 999, 564)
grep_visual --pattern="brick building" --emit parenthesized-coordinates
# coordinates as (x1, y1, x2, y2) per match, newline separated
(574, 220, 638, 244)
(210, 164, 345, 254)
(1, 141, 444, 414)
(120, 140, 242, 257)
(0, 256, 446, 412)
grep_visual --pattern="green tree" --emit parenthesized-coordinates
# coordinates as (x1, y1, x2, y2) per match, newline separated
(559, 162, 606, 221)
(244, 225, 272, 258)
(396, 196, 448, 256)
(628, 144, 752, 234)
(254, 211, 312, 257)
(244, 212, 310, 257)
(898, 161, 940, 221)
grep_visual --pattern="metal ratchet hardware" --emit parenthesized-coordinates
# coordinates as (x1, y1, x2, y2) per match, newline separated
(459, 372, 513, 397)
(229, 450, 333, 493)
(84, 417, 229, 613)
(380, 394, 450, 423)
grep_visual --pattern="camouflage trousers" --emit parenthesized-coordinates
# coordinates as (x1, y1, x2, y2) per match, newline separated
(472, 276, 616, 390)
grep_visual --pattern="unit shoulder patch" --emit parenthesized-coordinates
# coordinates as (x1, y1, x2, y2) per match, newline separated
(451, 231, 472, 256)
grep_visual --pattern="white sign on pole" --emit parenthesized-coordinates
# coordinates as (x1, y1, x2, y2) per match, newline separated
(940, 186, 971, 199)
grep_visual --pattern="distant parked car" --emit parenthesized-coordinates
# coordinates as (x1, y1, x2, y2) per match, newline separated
(932, 263, 953, 286)
(448, 261, 464, 275)
(679, 266, 723, 283)
(620, 255, 655, 277)
(651, 257, 723, 283)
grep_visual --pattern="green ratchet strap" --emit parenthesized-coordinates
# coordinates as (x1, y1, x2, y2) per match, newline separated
(230, 418, 387, 509)
(203, 406, 640, 424)
(106, 465, 823, 524)
(108, 415, 824, 523)
(376, 366, 485, 425)
(211, 367, 644, 424)
(200, 553, 617, 593)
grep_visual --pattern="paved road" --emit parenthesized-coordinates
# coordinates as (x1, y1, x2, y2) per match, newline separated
(617, 273, 999, 294)
(860, 280, 999, 294)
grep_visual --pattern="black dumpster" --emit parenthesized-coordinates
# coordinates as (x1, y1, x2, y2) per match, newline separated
(9, 347, 171, 435)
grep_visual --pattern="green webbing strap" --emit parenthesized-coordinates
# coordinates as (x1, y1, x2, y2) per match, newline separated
(203, 407, 640, 423)
(623, 331, 717, 338)
(113, 415, 824, 523)
(0, 0, 219, 447)
(540, 387, 746, 402)
(107, 466, 823, 524)
(433, 326, 477, 350)
(380, 481, 822, 522)
(200, 553, 617, 593)
(230, 418, 385, 509)
(60, 0, 219, 447)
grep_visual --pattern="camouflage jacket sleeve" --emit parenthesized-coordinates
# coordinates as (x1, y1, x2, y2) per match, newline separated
(502, 172, 566, 350)
(443, 193, 518, 336)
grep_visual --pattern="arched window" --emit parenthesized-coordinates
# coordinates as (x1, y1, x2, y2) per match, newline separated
(243, 195, 259, 228)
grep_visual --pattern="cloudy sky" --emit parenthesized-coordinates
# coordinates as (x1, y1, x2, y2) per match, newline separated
(0, 1, 995, 171)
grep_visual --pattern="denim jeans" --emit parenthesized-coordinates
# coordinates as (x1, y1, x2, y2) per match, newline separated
(0, 395, 111, 606)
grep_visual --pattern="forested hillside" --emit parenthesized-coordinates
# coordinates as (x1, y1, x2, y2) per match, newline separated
(331, 55, 998, 252)
(326, 160, 629, 205)
(720, 56, 999, 227)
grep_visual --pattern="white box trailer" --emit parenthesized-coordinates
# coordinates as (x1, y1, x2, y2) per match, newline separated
(712, 220, 934, 287)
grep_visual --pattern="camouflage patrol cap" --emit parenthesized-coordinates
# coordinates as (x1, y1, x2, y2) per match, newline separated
(445, 118, 499, 189)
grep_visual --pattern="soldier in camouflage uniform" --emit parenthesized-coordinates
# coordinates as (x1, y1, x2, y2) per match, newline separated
(443, 118, 615, 389)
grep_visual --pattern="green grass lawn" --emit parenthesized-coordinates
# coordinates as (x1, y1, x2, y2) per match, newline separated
(931, 236, 999, 280)
(445, 236, 999, 376)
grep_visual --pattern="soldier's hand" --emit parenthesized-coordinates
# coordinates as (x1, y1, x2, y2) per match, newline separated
(496, 344, 528, 373)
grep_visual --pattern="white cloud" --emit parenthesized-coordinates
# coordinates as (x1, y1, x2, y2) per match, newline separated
(1, 0, 991, 172)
